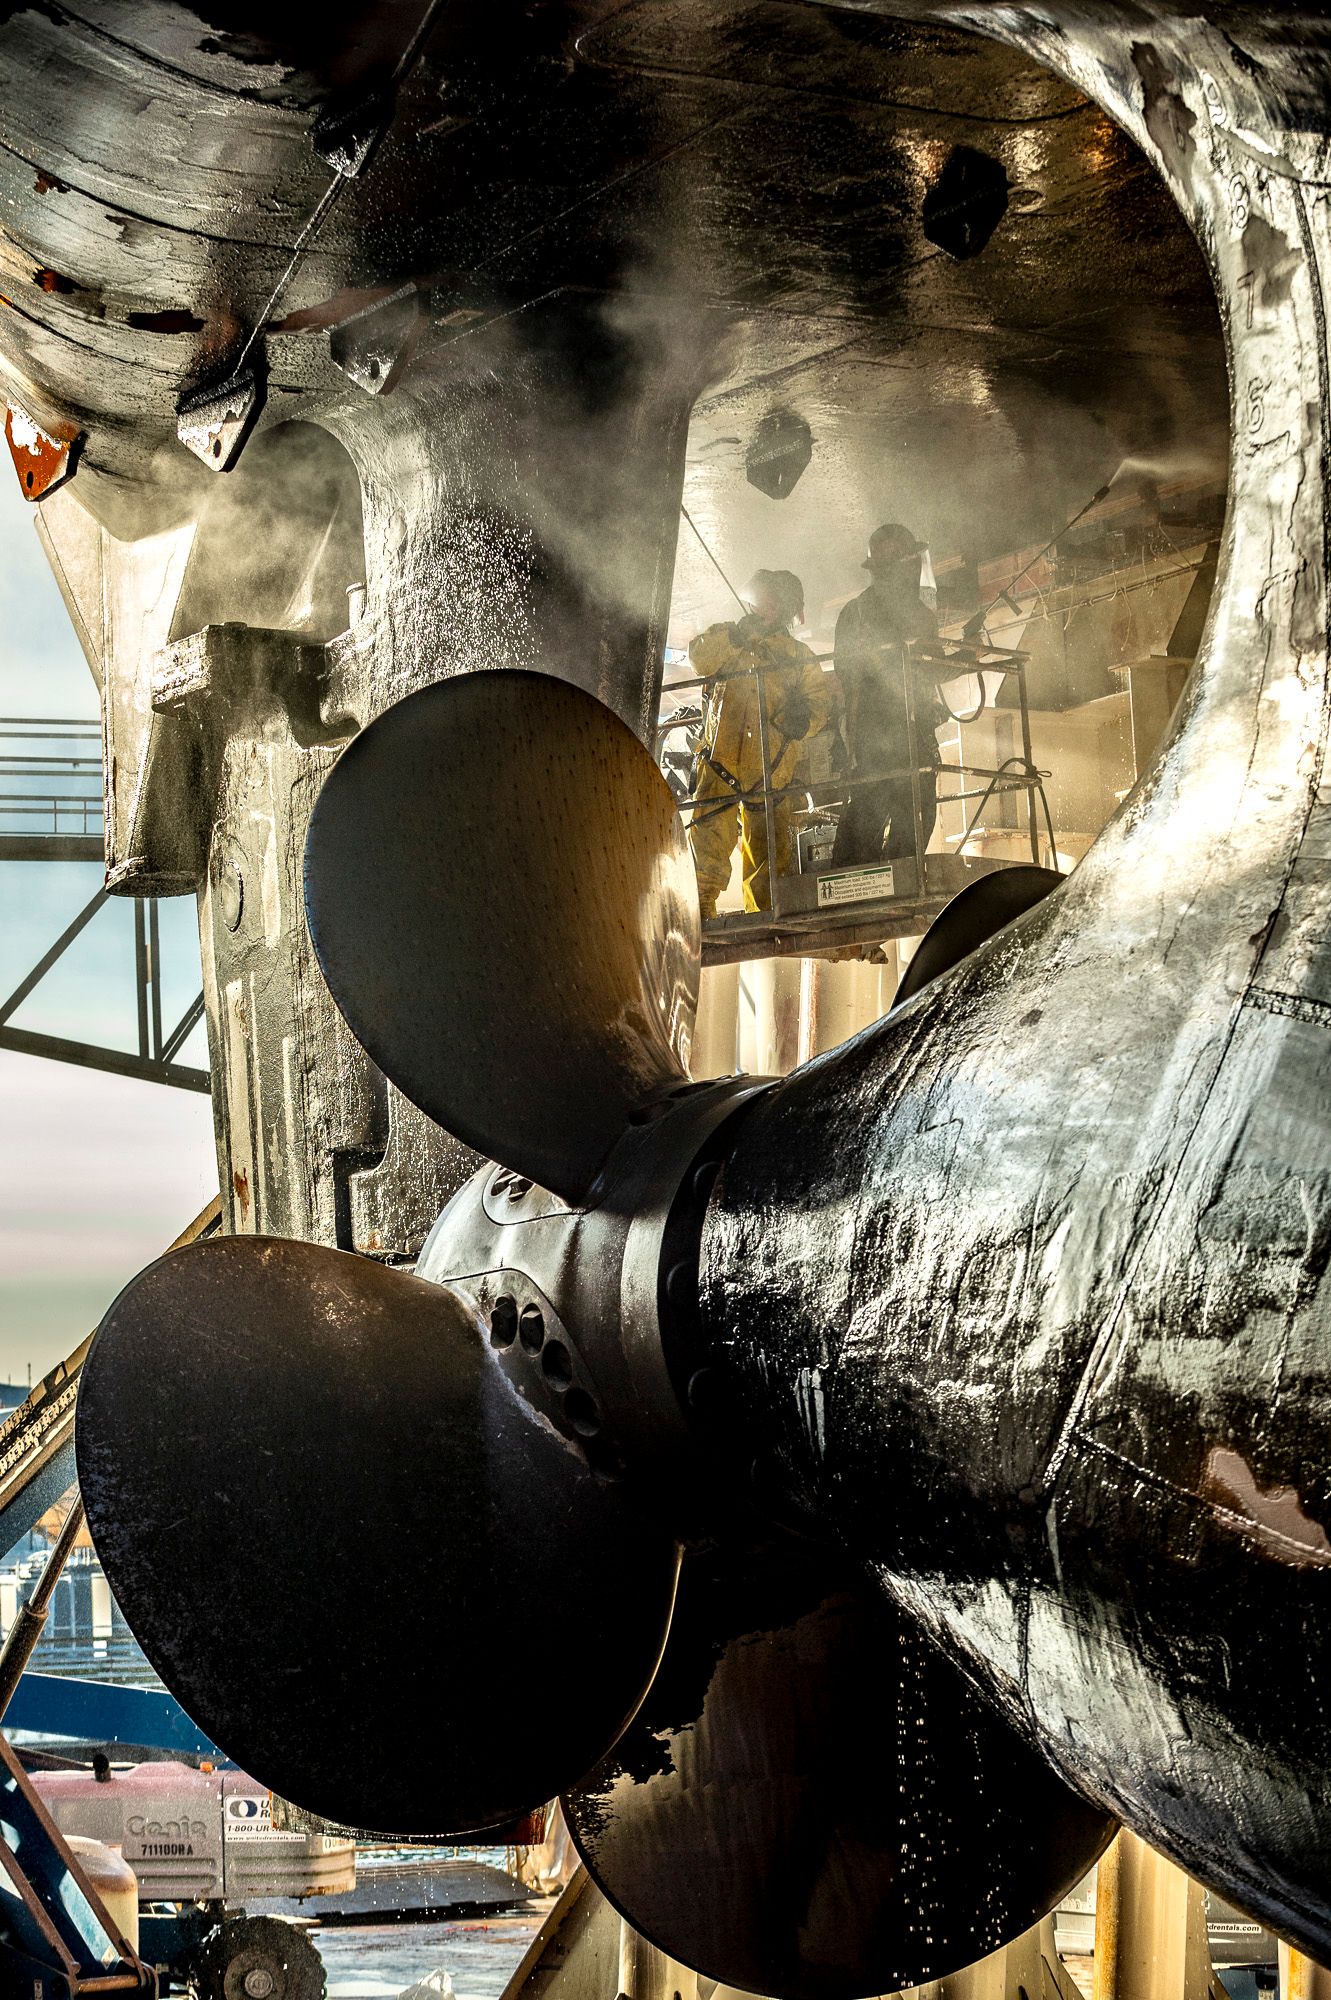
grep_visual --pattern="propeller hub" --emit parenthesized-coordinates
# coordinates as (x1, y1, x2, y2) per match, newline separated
(417, 1071, 771, 1528)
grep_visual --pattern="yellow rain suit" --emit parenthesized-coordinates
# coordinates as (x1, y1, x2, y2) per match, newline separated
(687, 616, 836, 917)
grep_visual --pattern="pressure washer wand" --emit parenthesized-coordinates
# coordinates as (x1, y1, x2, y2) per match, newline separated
(681, 506, 750, 616)
(961, 477, 1115, 642)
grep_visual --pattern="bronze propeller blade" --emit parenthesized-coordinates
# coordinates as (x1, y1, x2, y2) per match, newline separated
(77, 1236, 679, 1834)
(304, 671, 699, 1204)
(564, 1537, 1113, 2000)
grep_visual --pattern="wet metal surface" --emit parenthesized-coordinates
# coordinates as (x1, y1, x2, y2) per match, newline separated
(304, 671, 699, 1203)
(891, 865, 1063, 1010)
(0, 0, 1224, 578)
(76, 1236, 679, 1835)
(684, 15, 1331, 1964)
(18, 0, 1331, 1987)
(701, 30, 1331, 1928)
(0, 0, 1235, 1261)
(564, 1537, 1112, 1999)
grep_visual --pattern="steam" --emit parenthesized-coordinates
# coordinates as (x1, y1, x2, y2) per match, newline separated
(143, 106, 1230, 736)
(168, 420, 365, 647)
(670, 339, 1230, 656)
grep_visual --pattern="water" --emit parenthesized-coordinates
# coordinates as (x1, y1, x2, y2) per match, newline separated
(314, 1913, 544, 2000)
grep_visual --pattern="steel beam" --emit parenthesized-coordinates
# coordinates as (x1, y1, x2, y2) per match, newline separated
(0, 1498, 86, 1719)
(132, 901, 148, 1060)
(0, 887, 106, 1027)
(0, 1026, 208, 1092)
(501, 1871, 703, 2000)
(498, 1870, 1091, 2000)
(0, 838, 102, 862)
(1281, 1947, 1331, 2000)
(159, 992, 205, 1065)
(0, 876, 206, 1087)
(1091, 1835, 1214, 2000)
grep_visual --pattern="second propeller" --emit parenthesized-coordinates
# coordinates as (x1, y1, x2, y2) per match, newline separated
(564, 1538, 1114, 1999)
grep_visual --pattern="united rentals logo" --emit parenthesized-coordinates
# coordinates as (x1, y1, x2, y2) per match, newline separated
(225, 1794, 303, 1841)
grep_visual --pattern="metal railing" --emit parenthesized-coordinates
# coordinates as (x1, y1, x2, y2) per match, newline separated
(0, 717, 103, 858)
(0, 720, 208, 1090)
(657, 638, 1051, 926)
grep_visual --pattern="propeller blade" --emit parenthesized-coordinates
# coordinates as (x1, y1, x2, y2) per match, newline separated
(304, 671, 699, 1203)
(563, 1539, 1113, 2000)
(77, 1236, 679, 1834)
(893, 864, 1063, 1010)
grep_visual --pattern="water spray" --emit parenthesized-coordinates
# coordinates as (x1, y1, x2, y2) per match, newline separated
(961, 468, 1120, 642)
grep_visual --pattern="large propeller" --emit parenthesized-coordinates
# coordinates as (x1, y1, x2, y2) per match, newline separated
(301, 670, 699, 1204)
(77, 1234, 679, 1835)
(77, 667, 1331, 1988)
(564, 1536, 1111, 2000)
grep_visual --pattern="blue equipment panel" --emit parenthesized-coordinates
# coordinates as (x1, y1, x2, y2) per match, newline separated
(8, 1674, 227, 1761)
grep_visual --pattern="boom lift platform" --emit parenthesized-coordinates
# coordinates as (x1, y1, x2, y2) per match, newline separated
(659, 640, 1053, 966)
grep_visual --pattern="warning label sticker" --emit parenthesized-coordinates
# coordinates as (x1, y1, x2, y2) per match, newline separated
(815, 865, 895, 907)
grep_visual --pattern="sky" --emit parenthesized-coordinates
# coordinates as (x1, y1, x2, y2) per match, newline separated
(0, 475, 218, 1382)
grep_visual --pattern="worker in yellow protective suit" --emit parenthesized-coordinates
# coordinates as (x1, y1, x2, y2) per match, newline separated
(687, 570, 837, 918)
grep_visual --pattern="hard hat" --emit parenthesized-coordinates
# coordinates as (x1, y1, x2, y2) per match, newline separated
(863, 523, 925, 571)
(744, 569, 805, 624)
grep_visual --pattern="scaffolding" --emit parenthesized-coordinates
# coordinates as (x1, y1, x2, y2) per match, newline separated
(658, 639, 1054, 964)
(0, 718, 207, 1092)
(0, 716, 102, 863)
